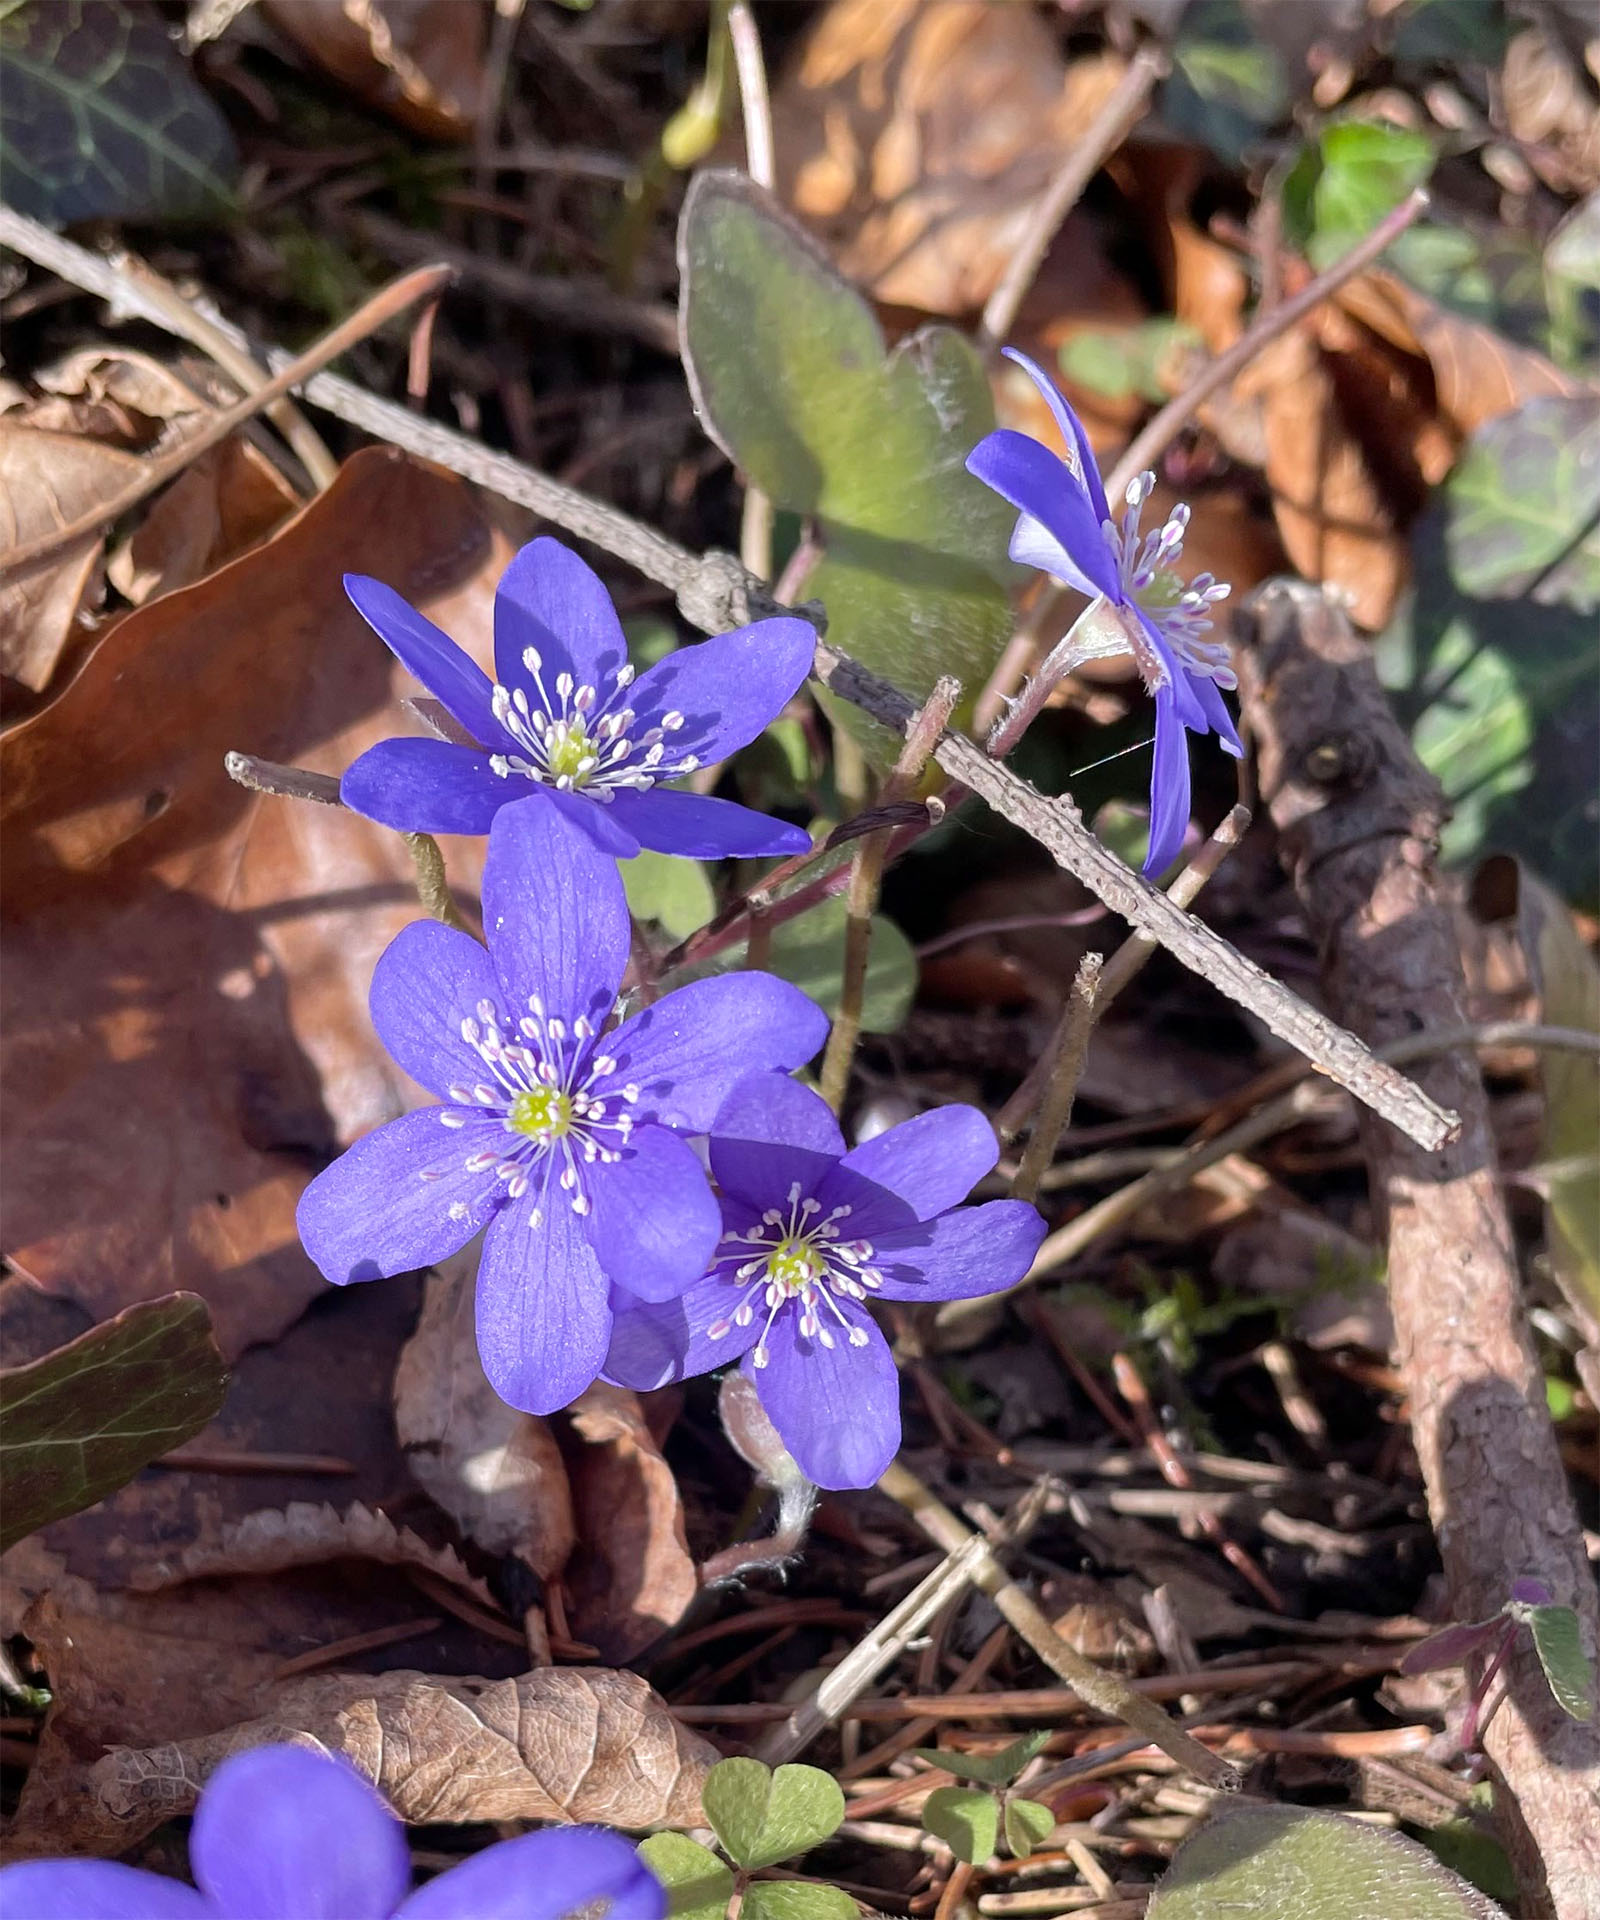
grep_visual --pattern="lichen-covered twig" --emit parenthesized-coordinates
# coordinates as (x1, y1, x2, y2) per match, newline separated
(1010, 951, 1102, 1203)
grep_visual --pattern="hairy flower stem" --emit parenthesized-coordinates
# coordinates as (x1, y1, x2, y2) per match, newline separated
(819, 678, 961, 1111)
(402, 833, 473, 936)
(1010, 951, 1102, 1204)
(877, 1460, 1241, 1792)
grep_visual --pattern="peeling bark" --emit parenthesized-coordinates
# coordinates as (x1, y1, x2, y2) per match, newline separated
(1237, 579, 1600, 1920)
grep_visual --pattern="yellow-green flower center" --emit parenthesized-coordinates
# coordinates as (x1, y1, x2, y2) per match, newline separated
(542, 719, 594, 783)
(509, 1086, 574, 1141)
(765, 1236, 828, 1295)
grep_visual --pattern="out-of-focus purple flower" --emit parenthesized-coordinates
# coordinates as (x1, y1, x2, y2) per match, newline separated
(966, 348, 1244, 876)
(297, 801, 828, 1414)
(341, 536, 815, 861)
(604, 1074, 1046, 1489)
(0, 1743, 667, 1920)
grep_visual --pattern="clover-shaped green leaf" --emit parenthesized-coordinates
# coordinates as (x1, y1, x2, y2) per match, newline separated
(1512, 1602, 1596, 1723)
(922, 1787, 999, 1866)
(623, 849, 716, 939)
(909, 1730, 1052, 1787)
(701, 1759, 845, 1872)
(1003, 1798, 1057, 1861)
(742, 1883, 857, 1920)
(679, 170, 1015, 763)
(0, 1293, 228, 1552)
(1147, 1807, 1507, 1919)
(638, 1834, 736, 1920)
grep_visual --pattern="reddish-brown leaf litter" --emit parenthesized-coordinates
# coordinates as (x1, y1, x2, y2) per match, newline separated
(2, 3, 1596, 1917)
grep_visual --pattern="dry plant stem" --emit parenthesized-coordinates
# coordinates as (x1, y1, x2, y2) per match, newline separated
(934, 1860, 975, 1920)
(0, 263, 453, 573)
(996, 807, 1249, 1141)
(728, 0, 776, 579)
(111, 251, 338, 489)
(223, 755, 471, 934)
(978, 47, 1167, 353)
(1236, 578, 1600, 1920)
(0, 214, 1451, 1149)
(1011, 952, 1103, 1203)
(404, 833, 473, 936)
(1103, 186, 1429, 502)
(877, 1464, 1241, 1794)
(819, 676, 961, 1110)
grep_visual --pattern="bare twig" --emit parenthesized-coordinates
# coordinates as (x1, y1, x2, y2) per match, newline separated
(819, 677, 961, 1110)
(1011, 951, 1103, 1203)
(0, 263, 452, 573)
(111, 251, 338, 489)
(877, 1461, 1241, 1792)
(1103, 187, 1429, 501)
(727, 1, 777, 579)
(223, 752, 342, 806)
(978, 47, 1167, 353)
(997, 805, 1250, 1140)
(1237, 580, 1600, 1920)
(0, 212, 1454, 1149)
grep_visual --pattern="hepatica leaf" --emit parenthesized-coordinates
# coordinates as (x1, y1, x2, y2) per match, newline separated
(678, 171, 1015, 761)
(1147, 1807, 1508, 1920)
(1282, 119, 1435, 271)
(698, 892, 917, 1034)
(1443, 395, 1600, 611)
(741, 1886, 856, 1920)
(0, 1292, 228, 1551)
(0, 0, 237, 225)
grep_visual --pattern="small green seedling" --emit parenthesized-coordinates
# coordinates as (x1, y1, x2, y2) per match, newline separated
(1402, 1577, 1595, 1749)
(911, 1730, 1058, 1864)
(640, 1758, 853, 1920)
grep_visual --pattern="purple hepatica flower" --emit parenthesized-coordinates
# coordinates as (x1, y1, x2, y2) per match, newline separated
(966, 348, 1244, 876)
(0, 1743, 666, 1920)
(605, 1073, 1046, 1489)
(341, 535, 816, 860)
(297, 799, 828, 1415)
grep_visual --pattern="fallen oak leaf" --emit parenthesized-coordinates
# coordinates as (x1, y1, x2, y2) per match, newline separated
(0, 447, 508, 1357)
(125, 1499, 502, 1614)
(265, 0, 484, 141)
(83, 1666, 716, 1849)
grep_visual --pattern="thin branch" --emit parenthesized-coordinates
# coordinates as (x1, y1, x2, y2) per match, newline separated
(978, 46, 1167, 353)
(1011, 951, 1102, 1203)
(223, 752, 342, 806)
(1103, 186, 1430, 500)
(0, 211, 1455, 1150)
(819, 677, 961, 1111)
(0, 263, 453, 574)
(877, 1461, 1241, 1792)
(728, 0, 777, 580)
(110, 250, 338, 489)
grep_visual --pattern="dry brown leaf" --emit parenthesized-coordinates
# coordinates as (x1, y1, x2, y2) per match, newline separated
(76, 1667, 714, 1854)
(1240, 326, 1405, 630)
(126, 1499, 501, 1609)
(0, 448, 508, 1357)
(396, 1256, 576, 1582)
(1501, 25, 1600, 195)
(1336, 268, 1582, 436)
(107, 437, 301, 606)
(0, 423, 144, 691)
(773, 0, 1129, 314)
(33, 347, 214, 436)
(561, 1383, 695, 1663)
(266, 0, 485, 141)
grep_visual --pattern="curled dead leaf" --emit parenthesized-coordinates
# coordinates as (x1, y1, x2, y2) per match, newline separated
(107, 438, 301, 607)
(396, 1255, 577, 1582)
(266, 0, 484, 141)
(87, 1666, 716, 1845)
(126, 1499, 501, 1612)
(562, 1382, 695, 1663)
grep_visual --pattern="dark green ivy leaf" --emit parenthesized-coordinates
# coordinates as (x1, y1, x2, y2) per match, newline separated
(0, 0, 237, 227)
(0, 1292, 228, 1551)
